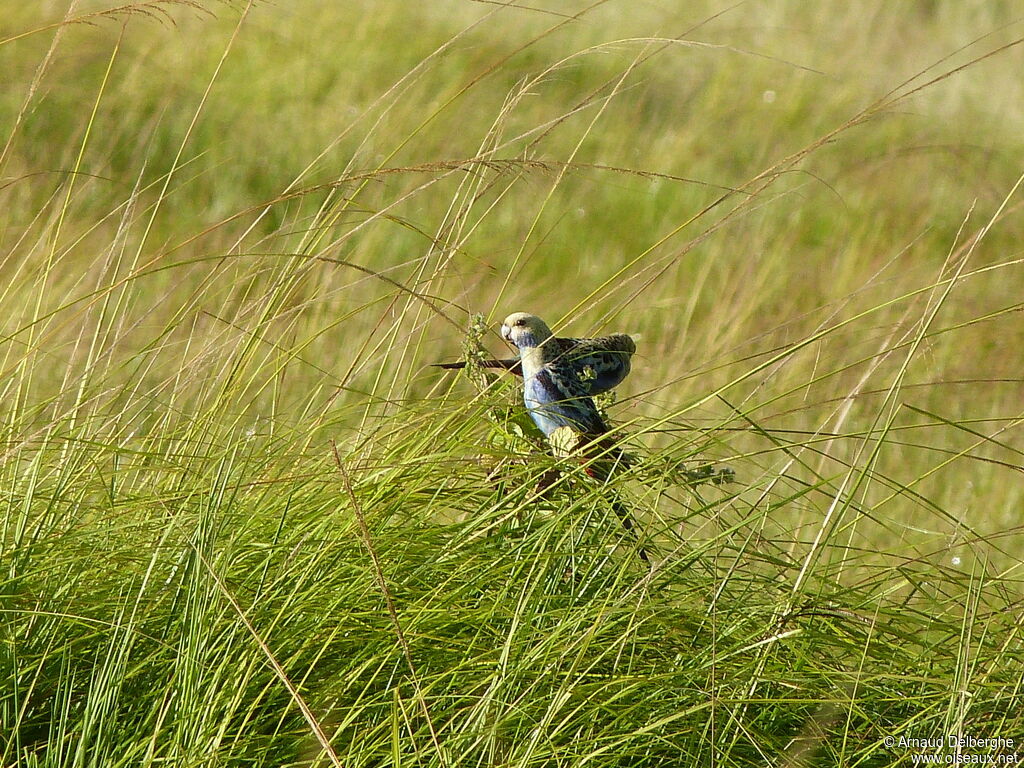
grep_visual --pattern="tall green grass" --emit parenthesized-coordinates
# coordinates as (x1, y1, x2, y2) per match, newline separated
(2, 1, 1023, 765)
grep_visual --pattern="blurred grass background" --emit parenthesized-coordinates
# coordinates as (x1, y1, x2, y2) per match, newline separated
(2, 1, 1023, 765)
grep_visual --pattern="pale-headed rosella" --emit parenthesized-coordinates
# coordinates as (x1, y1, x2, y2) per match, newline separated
(499, 312, 646, 561)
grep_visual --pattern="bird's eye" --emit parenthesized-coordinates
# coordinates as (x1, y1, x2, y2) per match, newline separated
(515, 319, 525, 326)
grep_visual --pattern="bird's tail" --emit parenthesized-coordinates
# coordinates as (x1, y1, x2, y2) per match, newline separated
(608, 495, 649, 563)
(568, 431, 648, 564)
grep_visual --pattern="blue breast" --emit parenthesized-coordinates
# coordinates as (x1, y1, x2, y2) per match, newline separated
(523, 369, 605, 437)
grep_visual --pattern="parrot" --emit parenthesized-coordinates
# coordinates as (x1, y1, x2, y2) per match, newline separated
(481, 312, 647, 561)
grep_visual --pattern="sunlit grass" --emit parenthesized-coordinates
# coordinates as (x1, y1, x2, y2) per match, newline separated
(2, 1, 1023, 765)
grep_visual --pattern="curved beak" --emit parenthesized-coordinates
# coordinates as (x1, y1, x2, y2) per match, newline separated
(500, 324, 512, 343)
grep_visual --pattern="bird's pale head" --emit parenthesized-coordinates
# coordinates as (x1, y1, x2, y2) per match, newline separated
(500, 312, 553, 349)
